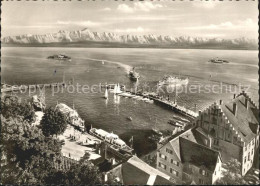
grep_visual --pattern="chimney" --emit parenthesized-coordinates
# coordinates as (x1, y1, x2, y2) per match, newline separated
(245, 98, 249, 109)
(233, 103, 237, 116)
(233, 94, 236, 99)
(219, 100, 223, 105)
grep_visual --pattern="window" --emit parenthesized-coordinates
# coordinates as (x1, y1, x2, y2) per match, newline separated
(166, 148, 173, 155)
(199, 179, 205, 184)
(171, 159, 179, 166)
(248, 152, 250, 161)
(214, 139, 219, 146)
(245, 146, 247, 151)
(200, 169, 207, 176)
(225, 123, 229, 129)
(244, 157, 247, 163)
(170, 168, 179, 176)
(159, 153, 167, 160)
(252, 140, 254, 146)
(159, 162, 166, 170)
(251, 149, 254, 155)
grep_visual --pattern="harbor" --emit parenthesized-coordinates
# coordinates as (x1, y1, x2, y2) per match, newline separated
(115, 88, 198, 119)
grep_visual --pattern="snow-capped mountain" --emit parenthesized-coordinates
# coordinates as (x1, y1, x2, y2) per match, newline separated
(1, 28, 257, 49)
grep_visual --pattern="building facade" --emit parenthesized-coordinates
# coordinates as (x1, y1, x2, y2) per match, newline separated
(156, 129, 222, 184)
(193, 91, 259, 175)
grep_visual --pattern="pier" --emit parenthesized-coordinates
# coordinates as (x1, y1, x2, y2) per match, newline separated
(1, 82, 66, 93)
(123, 90, 198, 119)
(100, 83, 126, 90)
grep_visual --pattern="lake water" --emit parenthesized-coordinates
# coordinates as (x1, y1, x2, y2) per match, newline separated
(1, 47, 258, 154)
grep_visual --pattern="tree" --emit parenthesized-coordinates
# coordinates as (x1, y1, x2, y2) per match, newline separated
(40, 107, 68, 137)
(0, 116, 63, 184)
(1, 95, 35, 123)
(44, 160, 103, 185)
(216, 158, 248, 185)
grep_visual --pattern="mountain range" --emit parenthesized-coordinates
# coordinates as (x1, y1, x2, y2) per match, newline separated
(2, 28, 258, 50)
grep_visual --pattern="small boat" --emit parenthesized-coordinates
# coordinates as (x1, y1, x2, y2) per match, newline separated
(172, 115, 189, 123)
(127, 116, 133, 121)
(168, 119, 184, 127)
(102, 60, 105, 65)
(152, 128, 163, 136)
(104, 88, 108, 99)
(113, 83, 122, 94)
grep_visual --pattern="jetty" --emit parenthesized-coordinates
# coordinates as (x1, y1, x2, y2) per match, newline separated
(100, 83, 126, 90)
(123, 89, 198, 119)
(1, 82, 66, 93)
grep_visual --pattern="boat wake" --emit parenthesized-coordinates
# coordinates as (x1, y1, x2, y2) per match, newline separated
(75, 57, 132, 74)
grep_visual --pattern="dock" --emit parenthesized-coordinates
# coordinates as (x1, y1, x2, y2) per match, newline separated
(1, 82, 66, 93)
(100, 83, 126, 90)
(123, 90, 198, 119)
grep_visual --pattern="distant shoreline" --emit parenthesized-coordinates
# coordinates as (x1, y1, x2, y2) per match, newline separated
(1, 43, 258, 51)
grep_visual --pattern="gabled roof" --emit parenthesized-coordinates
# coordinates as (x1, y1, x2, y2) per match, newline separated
(179, 137, 220, 172)
(109, 156, 173, 185)
(167, 128, 198, 160)
(220, 92, 259, 143)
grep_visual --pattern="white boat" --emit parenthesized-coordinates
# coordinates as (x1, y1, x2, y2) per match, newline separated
(102, 60, 105, 65)
(133, 96, 142, 100)
(113, 84, 118, 94)
(104, 88, 108, 99)
(127, 116, 133, 121)
(116, 83, 122, 94)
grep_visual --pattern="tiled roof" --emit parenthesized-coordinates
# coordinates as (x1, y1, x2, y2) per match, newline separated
(168, 128, 198, 160)
(109, 156, 173, 185)
(179, 137, 220, 172)
(220, 93, 259, 143)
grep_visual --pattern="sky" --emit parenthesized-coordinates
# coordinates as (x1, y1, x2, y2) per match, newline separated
(1, 0, 258, 39)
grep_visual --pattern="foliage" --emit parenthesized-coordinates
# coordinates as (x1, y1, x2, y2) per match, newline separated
(0, 116, 62, 184)
(44, 161, 102, 185)
(216, 158, 248, 185)
(1, 95, 35, 123)
(0, 95, 113, 184)
(40, 107, 68, 137)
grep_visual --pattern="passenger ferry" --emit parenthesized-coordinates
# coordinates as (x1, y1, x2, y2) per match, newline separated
(89, 128, 133, 153)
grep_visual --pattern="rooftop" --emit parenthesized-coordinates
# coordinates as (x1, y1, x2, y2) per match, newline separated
(109, 156, 173, 185)
(159, 127, 221, 172)
(220, 92, 259, 143)
(179, 137, 220, 172)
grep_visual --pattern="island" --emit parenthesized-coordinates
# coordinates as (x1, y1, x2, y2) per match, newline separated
(47, 54, 72, 61)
